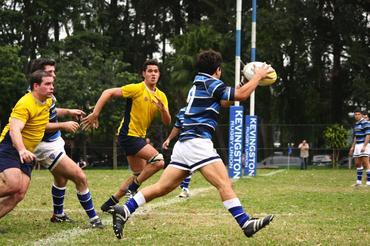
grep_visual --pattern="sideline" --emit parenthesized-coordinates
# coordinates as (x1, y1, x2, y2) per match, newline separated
(259, 169, 285, 176)
(30, 170, 282, 245)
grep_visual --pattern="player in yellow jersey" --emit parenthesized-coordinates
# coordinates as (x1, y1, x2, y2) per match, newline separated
(29, 58, 103, 228)
(0, 70, 54, 219)
(82, 59, 171, 212)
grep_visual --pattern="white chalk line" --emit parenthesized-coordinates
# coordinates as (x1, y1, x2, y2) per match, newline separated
(30, 187, 213, 246)
(259, 169, 285, 176)
(30, 170, 283, 245)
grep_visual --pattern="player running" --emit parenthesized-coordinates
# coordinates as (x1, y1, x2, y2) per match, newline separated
(82, 59, 171, 212)
(0, 71, 53, 219)
(110, 50, 274, 239)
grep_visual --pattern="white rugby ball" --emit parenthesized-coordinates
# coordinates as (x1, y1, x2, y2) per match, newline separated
(242, 61, 277, 86)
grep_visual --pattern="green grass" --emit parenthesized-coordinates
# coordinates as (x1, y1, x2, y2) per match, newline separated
(1, 169, 369, 245)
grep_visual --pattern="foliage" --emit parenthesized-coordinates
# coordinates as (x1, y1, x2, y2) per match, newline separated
(55, 49, 139, 141)
(0, 0, 369, 150)
(0, 46, 26, 126)
(323, 124, 349, 167)
(164, 24, 234, 113)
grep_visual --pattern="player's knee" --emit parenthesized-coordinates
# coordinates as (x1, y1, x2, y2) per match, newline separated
(14, 189, 27, 202)
(72, 169, 88, 187)
(148, 153, 165, 169)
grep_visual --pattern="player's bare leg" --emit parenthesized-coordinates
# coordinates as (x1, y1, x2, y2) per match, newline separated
(111, 167, 188, 239)
(0, 171, 30, 219)
(101, 144, 164, 212)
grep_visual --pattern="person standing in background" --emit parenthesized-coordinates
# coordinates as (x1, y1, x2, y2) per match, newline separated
(298, 140, 309, 170)
(349, 109, 370, 186)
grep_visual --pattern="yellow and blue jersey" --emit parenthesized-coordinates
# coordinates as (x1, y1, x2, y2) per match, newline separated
(0, 92, 52, 152)
(117, 81, 169, 138)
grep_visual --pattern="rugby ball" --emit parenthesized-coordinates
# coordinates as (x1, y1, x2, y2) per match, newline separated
(242, 61, 277, 86)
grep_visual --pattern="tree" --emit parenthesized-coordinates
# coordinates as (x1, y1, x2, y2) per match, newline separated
(0, 46, 26, 127)
(323, 124, 349, 167)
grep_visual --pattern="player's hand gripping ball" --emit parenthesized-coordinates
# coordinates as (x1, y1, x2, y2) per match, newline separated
(242, 61, 277, 86)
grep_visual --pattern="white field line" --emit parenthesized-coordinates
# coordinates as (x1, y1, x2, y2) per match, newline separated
(30, 170, 282, 245)
(31, 187, 213, 246)
(259, 169, 286, 176)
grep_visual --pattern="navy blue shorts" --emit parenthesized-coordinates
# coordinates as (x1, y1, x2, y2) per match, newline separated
(0, 142, 33, 177)
(118, 135, 147, 156)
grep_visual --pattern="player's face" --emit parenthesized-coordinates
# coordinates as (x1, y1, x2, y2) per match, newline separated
(354, 112, 362, 121)
(34, 76, 54, 100)
(143, 65, 160, 87)
(43, 65, 56, 79)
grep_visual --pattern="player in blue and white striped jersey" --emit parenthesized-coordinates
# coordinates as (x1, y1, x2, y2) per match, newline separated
(349, 108, 370, 186)
(111, 49, 274, 239)
(162, 107, 192, 198)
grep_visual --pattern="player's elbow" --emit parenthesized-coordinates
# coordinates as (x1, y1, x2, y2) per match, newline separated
(162, 117, 171, 126)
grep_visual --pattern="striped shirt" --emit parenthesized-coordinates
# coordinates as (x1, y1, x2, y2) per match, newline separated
(42, 96, 61, 142)
(174, 107, 186, 129)
(179, 73, 234, 141)
(354, 118, 370, 144)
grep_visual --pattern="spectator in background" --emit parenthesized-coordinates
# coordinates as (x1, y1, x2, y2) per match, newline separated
(298, 140, 309, 170)
(363, 112, 369, 121)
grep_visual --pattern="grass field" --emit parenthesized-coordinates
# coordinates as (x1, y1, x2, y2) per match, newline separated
(1, 168, 369, 245)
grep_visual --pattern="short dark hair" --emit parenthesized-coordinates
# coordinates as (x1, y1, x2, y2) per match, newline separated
(29, 58, 56, 73)
(354, 107, 362, 114)
(142, 59, 160, 72)
(29, 70, 49, 90)
(196, 49, 223, 75)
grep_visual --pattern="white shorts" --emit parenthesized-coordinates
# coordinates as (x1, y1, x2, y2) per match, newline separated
(168, 138, 221, 173)
(353, 143, 370, 157)
(33, 137, 66, 170)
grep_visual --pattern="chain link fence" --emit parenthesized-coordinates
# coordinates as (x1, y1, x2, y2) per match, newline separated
(62, 123, 353, 169)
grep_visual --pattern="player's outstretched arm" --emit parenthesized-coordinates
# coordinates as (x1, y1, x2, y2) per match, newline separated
(234, 64, 270, 101)
(9, 118, 36, 163)
(46, 121, 79, 133)
(81, 88, 122, 129)
(56, 108, 86, 121)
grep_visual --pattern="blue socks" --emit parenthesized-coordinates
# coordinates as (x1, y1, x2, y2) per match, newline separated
(124, 191, 146, 215)
(51, 184, 66, 216)
(127, 178, 141, 193)
(357, 167, 363, 184)
(223, 198, 250, 228)
(180, 175, 192, 190)
(77, 189, 98, 220)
